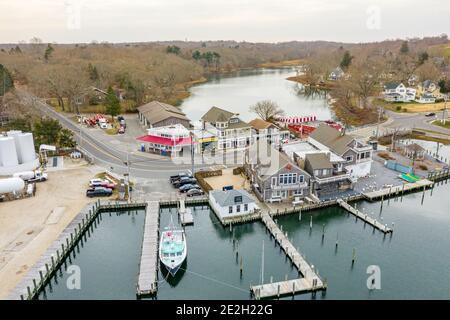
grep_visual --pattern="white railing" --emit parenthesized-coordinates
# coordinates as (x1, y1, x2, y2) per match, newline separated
(315, 174, 351, 184)
(271, 182, 308, 190)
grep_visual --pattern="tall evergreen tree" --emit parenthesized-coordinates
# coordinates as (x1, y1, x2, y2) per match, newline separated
(44, 44, 54, 62)
(340, 51, 353, 69)
(400, 41, 409, 54)
(0, 64, 14, 96)
(105, 86, 121, 121)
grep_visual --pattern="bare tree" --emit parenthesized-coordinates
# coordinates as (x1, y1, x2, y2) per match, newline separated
(249, 100, 285, 122)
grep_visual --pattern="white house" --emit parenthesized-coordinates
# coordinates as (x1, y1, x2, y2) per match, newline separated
(383, 82, 416, 102)
(328, 67, 345, 81)
(416, 93, 436, 104)
(209, 189, 258, 220)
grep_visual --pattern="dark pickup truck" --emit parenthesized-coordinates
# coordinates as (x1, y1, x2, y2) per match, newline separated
(86, 187, 113, 198)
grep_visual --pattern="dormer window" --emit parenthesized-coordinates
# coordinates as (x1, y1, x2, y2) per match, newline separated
(229, 118, 239, 124)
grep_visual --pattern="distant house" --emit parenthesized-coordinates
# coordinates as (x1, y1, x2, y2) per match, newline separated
(308, 124, 372, 179)
(418, 80, 441, 98)
(244, 143, 311, 203)
(209, 189, 258, 220)
(328, 67, 345, 81)
(201, 106, 252, 150)
(248, 118, 289, 147)
(408, 75, 419, 86)
(304, 153, 353, 198)
(136, 123, 193, 156)
(416, 93, 436, 104)
(137, 101, 191, 129)
(383, 82, 416, 102)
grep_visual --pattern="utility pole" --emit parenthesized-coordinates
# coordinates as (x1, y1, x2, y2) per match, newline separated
(375, 106, 382, 139)
(190, 132, 195, 176)
(443, 95, 448, 126)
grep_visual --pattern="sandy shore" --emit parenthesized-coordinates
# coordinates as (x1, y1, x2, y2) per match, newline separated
(0, 163, 99, 299)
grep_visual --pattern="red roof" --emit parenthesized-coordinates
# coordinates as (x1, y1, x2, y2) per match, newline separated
(136, 135, 193, 146)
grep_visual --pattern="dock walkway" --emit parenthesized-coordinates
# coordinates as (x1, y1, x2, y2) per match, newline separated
(251, 212, 326, 299)
(363, 179, 433, 201)
(178, 199, 194, 226)
(337, 199, 392, 233)
(136, 201, 160, 296)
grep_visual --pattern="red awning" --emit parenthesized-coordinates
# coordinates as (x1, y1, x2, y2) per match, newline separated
(136, 135, 194, 146)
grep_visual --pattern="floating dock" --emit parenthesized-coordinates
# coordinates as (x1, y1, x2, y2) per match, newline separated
(363, 179, 433, 201)
(251, 212, 326, 299)
(337, 199, 392, 233)
(251, 278, 324, 299)
(178, 199, 194, 226)
(136, 201, 160, 296)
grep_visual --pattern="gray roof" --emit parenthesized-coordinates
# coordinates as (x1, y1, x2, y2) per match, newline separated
(384, 82, 402, 90)
(137, 101, 190, 125)
(210, 189, 255, 207)
(305, 153, 334, 170)
(201, 106, 235, 123)
(309, 124, 355, 155)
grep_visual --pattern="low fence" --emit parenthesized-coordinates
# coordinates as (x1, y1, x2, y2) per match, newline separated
(194, 169, 222, 193)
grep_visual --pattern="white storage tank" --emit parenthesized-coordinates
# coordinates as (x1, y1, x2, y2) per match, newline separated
(17, 133, 36, 164)
(0, 177, 25, 194)
(7, 130, 23, 164)
(0, 137, 19, 167)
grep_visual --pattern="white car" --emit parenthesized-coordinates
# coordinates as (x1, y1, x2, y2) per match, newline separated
(89, 178, 108, 187)
(99, 122, 108, 129)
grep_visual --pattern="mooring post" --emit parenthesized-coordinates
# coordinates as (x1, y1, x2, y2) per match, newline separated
(27, 286, 31, 299)
(310, 216, 312, 229)
(277, 284, 281, 298)
(352, 248, 356, 265)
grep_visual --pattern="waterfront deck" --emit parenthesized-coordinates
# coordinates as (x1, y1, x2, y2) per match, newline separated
(7, 200, 146, 300)
(178, 199, 194, 226)
(363, 179, 433, 201)
(337, 199, 392, 233)
(136, 201, 160, 296)
(251, 278, 324, 299)
(251, 212, 326, 299)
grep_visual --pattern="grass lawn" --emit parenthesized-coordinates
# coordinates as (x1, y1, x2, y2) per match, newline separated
(375, 98, 447, 113)
(431, 119, 450, 130)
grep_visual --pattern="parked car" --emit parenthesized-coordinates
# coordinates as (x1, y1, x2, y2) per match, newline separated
(89, 178, 109, 187)
(425, 112, 436, 117)
(171, 176, 194, 185)
(86, 187, 113, 198)
(173, 178, 197, 188)
(179, 184, 200, 193)
(186, 188, 204, 197)
(100, 182, 116, 189)
(170, 172, 191, 183)
(118, 126, 125, 134)
(99, 122, 108, 129)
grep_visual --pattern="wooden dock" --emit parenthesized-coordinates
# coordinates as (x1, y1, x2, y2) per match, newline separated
(363, 179, 433, 201)
(178, 199, 194, 226)
(337, 199, 392, 233)
(136, 201, 160, 296)
(7, 200, 146, 300)
(251, 212, 326, 299)
(251, 278, 324, 299)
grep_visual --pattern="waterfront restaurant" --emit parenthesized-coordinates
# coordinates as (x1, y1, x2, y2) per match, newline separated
(136, 123, 194, 156)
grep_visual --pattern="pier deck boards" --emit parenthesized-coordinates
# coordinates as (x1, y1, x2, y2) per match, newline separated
(136, 201, 160, 296)
(178, 199, 194, 226)
(251, 278, 323, 299)
(337, 199, 392, 233)
(363, 179, 433, 201)
(251, 212, 325, 299)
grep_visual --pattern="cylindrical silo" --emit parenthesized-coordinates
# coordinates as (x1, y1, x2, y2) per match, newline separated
(0, 137, 19, 167)
(17, 133, 36, 164)
(0, 177, 25, 194)
(7, 130, 23, 164)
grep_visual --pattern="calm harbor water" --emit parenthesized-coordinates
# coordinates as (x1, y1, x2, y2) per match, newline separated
(181, 68, 333, 122)
(39, 180, 450, 300)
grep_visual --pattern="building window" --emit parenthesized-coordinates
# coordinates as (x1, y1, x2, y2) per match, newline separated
(244, 204, 248, 211)
(294, 189, 303, 196)
(271, 177, 277, 186)
(229, 206, 233, 214)
(236, 205, 241, 213)
(299, 175, 304, 183)
(346, 155, 353, 162)
(279, 173, 297, 185)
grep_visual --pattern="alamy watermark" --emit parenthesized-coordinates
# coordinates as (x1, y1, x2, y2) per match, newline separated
(366, 5, 381, 30)
(66, 265, 81, 290)
(366, 265, 381, 290)
(65, 0, 84, 30)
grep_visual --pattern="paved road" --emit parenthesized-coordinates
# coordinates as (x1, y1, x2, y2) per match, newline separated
(17, 89, 247, 178)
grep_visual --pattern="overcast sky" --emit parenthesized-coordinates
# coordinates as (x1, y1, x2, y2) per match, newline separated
(0, 0, 448, 44)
